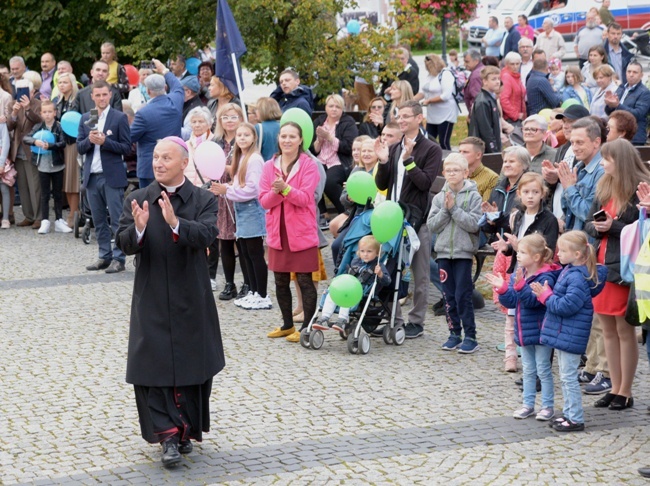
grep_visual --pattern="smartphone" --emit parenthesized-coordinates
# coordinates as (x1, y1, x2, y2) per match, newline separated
(593, 209, 607, 222)
(140, 61, 155, 70)
(15, 79, 30, 101)
(90, 108, 98, 118)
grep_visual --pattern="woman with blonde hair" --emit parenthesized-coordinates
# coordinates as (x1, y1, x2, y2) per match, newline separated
(384, 80, 414, 124)
(419, 53, 459, 150)
(52, 72, 80, 227)
(254, 97, 282, 161)
(585, 139, 650, 410)
(207, 76, 239, 127)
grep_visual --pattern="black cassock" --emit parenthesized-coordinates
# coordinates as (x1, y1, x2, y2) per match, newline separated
(116, 180, 225, 443)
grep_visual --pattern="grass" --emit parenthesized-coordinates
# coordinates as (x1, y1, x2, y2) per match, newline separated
(449, 115, 468, 148)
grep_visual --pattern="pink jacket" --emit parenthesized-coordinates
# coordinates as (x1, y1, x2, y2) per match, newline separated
(500, 68, 527, 122)
(259, 152, 319, 252)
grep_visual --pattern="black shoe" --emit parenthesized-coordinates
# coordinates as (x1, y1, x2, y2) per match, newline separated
(404, 322, 424, 339)
(432, 298, 444, 311)
(105, 260, 125, 274)
(609, 395, 633, 411)
(639, 467, 650, 478)
(161, 438, 182, 468)
(552, 418, 584, 432)
(514, 377, 523, 387)
(219, 282, 237, 300)
(236, 283, 250, 300)
(594, 393, 618, 408)
(178, 440, 193, 455)
(86, 259, 111, 271)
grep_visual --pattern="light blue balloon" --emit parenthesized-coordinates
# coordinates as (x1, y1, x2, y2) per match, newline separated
(61, 111, 82, 138)
(186, 57, 201, 75)
(30, 129, 55, 155)
(347, 19, 361, 35)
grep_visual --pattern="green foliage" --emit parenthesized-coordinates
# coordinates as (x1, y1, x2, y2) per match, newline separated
(398, 17, 460, 51)
(395, 0, 478, 22)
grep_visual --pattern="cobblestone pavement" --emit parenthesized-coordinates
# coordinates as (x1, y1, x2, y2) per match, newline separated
(2, 212, 650, 485)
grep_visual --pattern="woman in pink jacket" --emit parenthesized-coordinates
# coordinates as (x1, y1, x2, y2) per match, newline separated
(260, 122, 320, 343)
(500, 52, 527, 126)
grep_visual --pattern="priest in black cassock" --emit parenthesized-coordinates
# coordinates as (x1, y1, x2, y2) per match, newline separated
(116, 136, 224, 468)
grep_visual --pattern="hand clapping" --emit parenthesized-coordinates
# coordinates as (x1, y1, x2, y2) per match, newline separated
(530, 281, 550, 297)
(271, 176, 286, 194)
(131, 199, 149, 232)
(484, 273, 504, 288)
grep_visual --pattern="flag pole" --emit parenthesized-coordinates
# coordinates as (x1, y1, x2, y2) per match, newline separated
(231, 52, 247, 123)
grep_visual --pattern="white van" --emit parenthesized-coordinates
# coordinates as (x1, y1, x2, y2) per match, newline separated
(466, 0, 650, 51)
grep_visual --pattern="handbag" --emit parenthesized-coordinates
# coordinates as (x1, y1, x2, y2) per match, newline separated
(620, 207, 649, 283)
(1, 160, 17, 187)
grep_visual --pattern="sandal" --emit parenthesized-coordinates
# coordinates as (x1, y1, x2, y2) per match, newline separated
(609, 395, 634, 411)
(552, 419, 584, 432)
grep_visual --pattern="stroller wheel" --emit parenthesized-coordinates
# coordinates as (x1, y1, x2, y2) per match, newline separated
(382, 325, 393, 345)
(73, 211, 80, 238)
(391, 325, 406, 346)
(347, 334, 359, 355)
(358, 333, 370, 355)
(309, 330, 325, 350)
(299, 328, 311, 349)
(82, 226, 91, 244)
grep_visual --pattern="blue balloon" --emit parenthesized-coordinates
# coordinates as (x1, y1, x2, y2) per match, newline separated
(347, 19, 361, 35)
(186, 57, 201, 75)
(61, 111, 82, 138)
(30, 129, 55, 155)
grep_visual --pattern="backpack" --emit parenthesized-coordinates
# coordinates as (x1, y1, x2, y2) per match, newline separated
(438, 67, 467, 105)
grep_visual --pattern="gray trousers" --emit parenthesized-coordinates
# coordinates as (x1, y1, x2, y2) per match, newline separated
(394, 225, 432, 326)
(15, 157, 41, 221)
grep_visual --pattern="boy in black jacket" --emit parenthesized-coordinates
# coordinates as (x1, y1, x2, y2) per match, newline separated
(469, 66, 502, 154)
(23, 99, 71, 234)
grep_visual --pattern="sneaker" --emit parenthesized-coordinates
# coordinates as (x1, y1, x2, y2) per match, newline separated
(584, 372, 612, 395)
(441, 334, 462, 350)
(37, 220, 51, 234)
(210, 279, 217, 291)
(0, 220, 9, 229)
(457, 337, 480, 354)
(54, 218, 72, 233)
(234, 291, 254, 308)
(312, 317, 331, 331)
(536, 407, 555, 421)
(249, 294, 272, 310)
(404, 322, 424, 339)
(504, 356, 518, 372)
(578, 370, 596, 384)
(512, 406, 536, 419)
(331, 318, 347, 333)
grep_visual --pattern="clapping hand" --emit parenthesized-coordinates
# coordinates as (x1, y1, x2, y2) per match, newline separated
(530, 281, 550, 297)
(637, 181, 650, 209)
(374, 138, 389, 163)
(484, 273, 505, 288)
(402, 137, 415, 159)
(131, 199, 149, 232)
(557, 161, 577, 189)
(369, 112, 384, 125)
(158, 191, 178, 228)
(271, 176, 286, 194)
(491, 233, 509, 253)
(444, 190, 455, 210)
(504, 232, 518, 251)
(482, 201, 498, 213)
(541, 159, 559, 184)
(604, 90, 619, 108)
(315, 126, 331, 142)
(514, 267, 524, 284)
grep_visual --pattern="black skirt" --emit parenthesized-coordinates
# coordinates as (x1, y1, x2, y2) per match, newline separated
(133, 379, 213, 444)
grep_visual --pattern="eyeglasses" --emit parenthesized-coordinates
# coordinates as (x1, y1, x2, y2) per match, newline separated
(444, 169, 463, 174)
(395, 114, 415, 121)
(370, 104, 384, 110)
(221, 115, 240, 122)
(523, 127, 542, 133)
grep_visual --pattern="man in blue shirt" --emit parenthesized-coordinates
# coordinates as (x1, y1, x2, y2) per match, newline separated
(526, 58, 562, 115)
(482, 17, 505, 59)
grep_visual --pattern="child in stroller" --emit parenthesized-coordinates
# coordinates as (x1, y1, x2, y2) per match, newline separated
(313, 235, 391, 333)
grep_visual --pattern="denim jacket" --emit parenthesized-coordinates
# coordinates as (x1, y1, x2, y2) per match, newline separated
(562, 151, 603, 233)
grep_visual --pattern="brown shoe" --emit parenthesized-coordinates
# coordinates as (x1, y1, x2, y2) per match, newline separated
(16, 219, 34, 227)
(8, 214, 15, 225)
(32, 220, 42, 229)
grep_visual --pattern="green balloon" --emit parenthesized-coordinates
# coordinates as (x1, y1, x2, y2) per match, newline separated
(371, 201, 403, 243)
(346, 171, 377, 205)
(280, 108, 314, 150)
(561, 98, 580, 110)
(329, 274, 364, 308)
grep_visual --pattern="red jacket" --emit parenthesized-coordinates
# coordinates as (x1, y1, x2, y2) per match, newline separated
(500, 68, 527, 123)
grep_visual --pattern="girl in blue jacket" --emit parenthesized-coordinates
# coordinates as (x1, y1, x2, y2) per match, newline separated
(531, 230, 607, 433)
(487, 234, 561, 422)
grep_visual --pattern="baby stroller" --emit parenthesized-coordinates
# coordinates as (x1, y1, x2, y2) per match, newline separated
(622, 31, 650, 66)
(300, 205, 417, 355)
(74, 161, 94, 244)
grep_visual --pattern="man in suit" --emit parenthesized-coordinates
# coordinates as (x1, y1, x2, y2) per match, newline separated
(604, 61, 650, 146)
(73, 61, 122, 114)
(77, 80, 131, 273)
(130, 59, 184, 188)
(501, 16, 521, 59)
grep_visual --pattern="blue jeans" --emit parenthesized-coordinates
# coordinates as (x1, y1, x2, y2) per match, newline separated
(87, 173, 125, 263)
(438, 258, 476, 339)
(138, 177, 154, 189)
(557, 350, 584, 423)
(520, 345, 554, 409)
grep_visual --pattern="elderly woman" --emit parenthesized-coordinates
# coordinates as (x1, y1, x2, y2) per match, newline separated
(184, 106, 215, 186)
(100, 42, 129, 95)
(254, 97, 281, 161)
(261, 122, 320, 343)
(207, 76, 239, 128)
(606, 111, 637, 142)
(500, 51, 526, 127)
(562, 66, 592, 109)
(384, 80, 414, 124)
(419, 53, 459, 150)
(312, 94, 359, 222)
(52, 72, 81, 227)
(522, 114, 556, 173)
(358, 97, 386, 138)
(127, 68, 152, 112)
(589, 65, 617, 119)
(580, 45, 608, 89)
(198, 61, 214, 103)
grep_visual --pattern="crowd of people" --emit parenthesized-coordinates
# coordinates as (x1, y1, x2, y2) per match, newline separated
(2, 8, 650, 469)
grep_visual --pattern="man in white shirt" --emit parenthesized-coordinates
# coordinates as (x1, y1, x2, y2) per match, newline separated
(535, 18, 566, 60)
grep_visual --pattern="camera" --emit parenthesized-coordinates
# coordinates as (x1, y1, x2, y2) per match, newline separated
(140, 61, 155, 70)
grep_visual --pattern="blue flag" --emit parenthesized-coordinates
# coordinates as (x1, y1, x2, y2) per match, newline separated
(215, 0, 247, 96)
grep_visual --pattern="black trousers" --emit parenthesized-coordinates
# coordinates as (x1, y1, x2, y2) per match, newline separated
(318, 164, 347, 215)
(39, 169, 64, 221)
(238, 237, 268, 297)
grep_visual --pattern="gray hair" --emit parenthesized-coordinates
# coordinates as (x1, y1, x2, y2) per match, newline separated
(543, 18, 554, 27)
(464, 49, 482, 62)
(523, 114, 548, 132)
(9, 56, 25, 67)
(504, 52, 522, 64)
(188, 106, 213, 126)
(518, 38, 533, 48)
(145, 74, 166, 96)
(503, 146, 531, 171)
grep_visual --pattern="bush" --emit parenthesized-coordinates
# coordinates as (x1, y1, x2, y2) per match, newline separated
(398, 16, 460, 51)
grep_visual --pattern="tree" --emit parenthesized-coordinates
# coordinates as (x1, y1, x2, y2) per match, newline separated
(0, 0, 124, 76)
